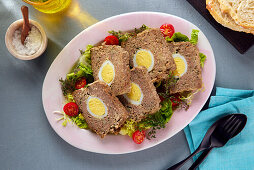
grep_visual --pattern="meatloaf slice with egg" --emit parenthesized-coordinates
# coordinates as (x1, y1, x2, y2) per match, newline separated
(91, 45, 131, 96)
(121, 28, 176, 82)
(72, 81, 129, 138)
(118, 67, 161, 122)
(169, 42, 202, 94)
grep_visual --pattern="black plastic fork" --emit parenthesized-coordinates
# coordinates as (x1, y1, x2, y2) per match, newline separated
(168, 114, 247, 170)
(188, 114, 247, 170)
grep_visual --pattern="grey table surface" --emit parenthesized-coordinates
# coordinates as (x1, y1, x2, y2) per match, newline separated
(1, 0, 254, 170)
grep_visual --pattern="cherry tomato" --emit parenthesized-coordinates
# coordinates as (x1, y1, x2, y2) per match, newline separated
(75, 77, 87, 89)
(170, 94, 181, 107)
(104, 35, 119, 45)
(132, 130, 145, 144)
(160, 23, 175, 38)
(63, 102, 79, 117)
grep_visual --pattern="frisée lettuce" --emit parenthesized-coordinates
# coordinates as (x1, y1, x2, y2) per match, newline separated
(59, 45, 94, 96)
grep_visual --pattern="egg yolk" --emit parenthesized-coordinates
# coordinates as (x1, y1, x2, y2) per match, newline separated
(173, 54, 187, 77)
(134, 49, 154, 71)
(126, 82, 142, 102)
(88, 98, 106, 116)
(101, 62, 114, 84)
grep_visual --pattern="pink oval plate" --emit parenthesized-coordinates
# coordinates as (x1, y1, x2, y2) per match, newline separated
(42, 12, 216, 154)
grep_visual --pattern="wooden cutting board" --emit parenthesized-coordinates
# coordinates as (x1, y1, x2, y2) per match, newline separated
(187, 0, 254, 54)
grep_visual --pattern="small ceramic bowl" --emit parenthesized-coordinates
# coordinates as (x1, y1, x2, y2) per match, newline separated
(5, 19, 47, 60)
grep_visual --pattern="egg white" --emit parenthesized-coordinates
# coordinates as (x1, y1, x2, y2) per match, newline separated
(98, 60, 115, 86)
(133, 49, 154, 72)
(86, 96, 108, 119)
(123, 82, 144, 105)
(172, 53, 188, 77)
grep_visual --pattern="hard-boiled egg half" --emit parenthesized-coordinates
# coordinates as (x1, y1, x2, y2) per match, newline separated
(86, 96, 108, 119)
(172, 53, 188, 77)
(133, 49, 154, 72)
(124, 82, 143, 105)
(98, 60, 115, 86)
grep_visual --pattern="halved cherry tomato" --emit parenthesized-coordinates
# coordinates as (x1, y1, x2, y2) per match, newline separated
(104, 35, 119, 45)
(170, 94, 181, 107)
(160, 23, 175, 38)
(63, 102, 79, 117)
(75, 77, 87, 89)
(132, 130, 145, 144)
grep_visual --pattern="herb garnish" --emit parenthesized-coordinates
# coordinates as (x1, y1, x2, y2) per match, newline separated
(108, 24, 149, 44)
(157, 72, 179, 99)
(134, 24, 149, 34)
(138, 99, 173, 139)
(108, 30, 131, 44)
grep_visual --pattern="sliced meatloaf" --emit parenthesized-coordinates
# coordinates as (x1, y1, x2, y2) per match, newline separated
(169, 42, 202, 94)
(118, 67, 161, 122)
(91, 45, 131, 96)
(72, 81, 129, 138)
(121, 28, 176, 82)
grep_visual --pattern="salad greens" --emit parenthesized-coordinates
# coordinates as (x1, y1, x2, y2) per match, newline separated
(199, 52, 206, 68)
(134, 24, 149, 34)
(66, 93, 75, 103)
(79, 44, 93, 74)
(108, 30, 131, 44)
(165, 32, 189, 42)
(59, 45, 93, 129)
(119, 99, 174, 139)
(108, 24, 149, 44)
(138, 99, 173, 139)
(59, 45, 94, 96)
(71, 114, 88, 129)
(190, 29, 199, 45)
(119, 119, 137, 137)
(165, 29, 200, 44)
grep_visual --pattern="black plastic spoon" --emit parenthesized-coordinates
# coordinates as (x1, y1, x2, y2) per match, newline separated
(168, 113, 247, 170)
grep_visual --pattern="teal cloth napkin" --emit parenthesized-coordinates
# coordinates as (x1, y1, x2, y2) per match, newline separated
(184, 87, 254, 170)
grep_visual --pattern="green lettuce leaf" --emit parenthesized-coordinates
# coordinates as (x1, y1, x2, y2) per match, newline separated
(165, 32, 189, 42)
(108, 24, 149, 44)
(138, 99, 173, 129)
(66, 93, 75, 102)
(60, 45, 94, 96)
(134, 24, 149, 34)
(165, 29, 200, 45)
(119, 99, 174, 138)
(138, 99, 173, 139)
(71, 114, 88, 129)
(190, 29, 199, 45)
(119, 119, 137, 137)
(108, 30, 131, 44)
(199, 52, 206, 68)
(79, 44, 93, 69)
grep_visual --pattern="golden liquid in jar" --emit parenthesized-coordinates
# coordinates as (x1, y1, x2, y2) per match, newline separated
(23, 0, 72, 14)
